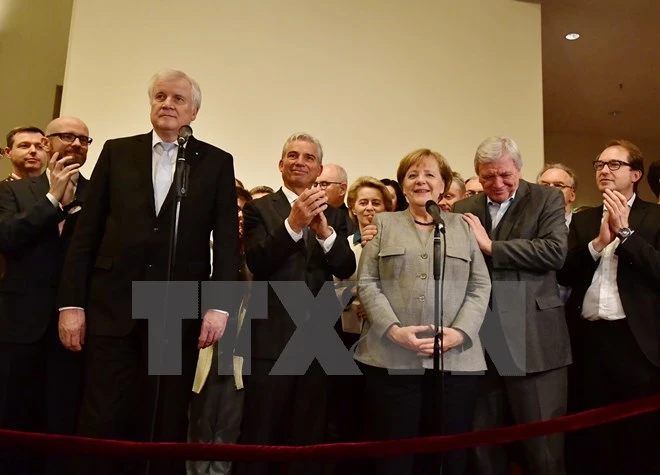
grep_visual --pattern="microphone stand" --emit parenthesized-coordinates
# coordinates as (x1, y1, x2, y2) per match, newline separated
(432, 220, 447, 474)
(146, 134, 190, 475)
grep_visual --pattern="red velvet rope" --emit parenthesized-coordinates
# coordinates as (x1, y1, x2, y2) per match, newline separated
(0, 393, 658, 462)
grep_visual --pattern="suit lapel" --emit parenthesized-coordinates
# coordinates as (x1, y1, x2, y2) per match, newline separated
(27, 173, 50, 203)
(76, 175, 89, 203)
(134, 132, 158, 217)
(272, 188, 292, 221)
(494, 180, 531, 241)
(628, 197, 649, 229)
(158, 136, 203, 217)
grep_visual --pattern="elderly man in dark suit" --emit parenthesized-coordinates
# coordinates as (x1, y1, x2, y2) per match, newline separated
(57, 69, 239, 475)
(453, 136, 570, 475)
(559, 140, 660, 475)
(235, 133, 356, 475)
(0, 117, 91, 474)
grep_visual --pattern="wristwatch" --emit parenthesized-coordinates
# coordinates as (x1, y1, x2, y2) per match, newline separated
(616, 227, 633, 240)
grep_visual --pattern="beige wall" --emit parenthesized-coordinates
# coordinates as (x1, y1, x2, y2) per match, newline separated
(544, 131, 657, 208)
(61, 0, 544, 189)
(0, 0, 74, 177)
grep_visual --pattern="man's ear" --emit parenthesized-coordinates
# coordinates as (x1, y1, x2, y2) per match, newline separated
(2, 147, 10, 158)
(339, 183, 347, 197)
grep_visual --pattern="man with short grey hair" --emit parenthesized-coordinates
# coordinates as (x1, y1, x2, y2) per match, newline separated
(235, 133, 355, 475)
(57, 69, 239, 475)
(454, 136, 570, 475)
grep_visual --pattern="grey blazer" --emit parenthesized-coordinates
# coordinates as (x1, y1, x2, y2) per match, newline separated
(354, 211, 491, 372)
(453, 179, 572, 373)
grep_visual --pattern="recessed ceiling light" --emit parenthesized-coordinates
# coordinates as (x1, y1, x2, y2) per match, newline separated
(565, 33, 580, 40)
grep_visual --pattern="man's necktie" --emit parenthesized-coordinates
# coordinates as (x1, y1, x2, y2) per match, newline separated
(154, 142, 176, 214)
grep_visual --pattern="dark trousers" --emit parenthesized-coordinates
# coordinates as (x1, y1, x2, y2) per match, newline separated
(235, 358, 327, 475)
(472, 359, 567, 475)
(0, 321, 83, 475)
(72, 321, 198, 475)
(360, 363, 480, 475)
(324, 331, 364, 475)
(573, 319, 660, 475)
(187, 343, 245, 475)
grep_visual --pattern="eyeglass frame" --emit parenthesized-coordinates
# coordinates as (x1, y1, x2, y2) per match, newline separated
(539, 181, 574, 190)
(592, 159, 636, 172)
(313, 181, 343, 190)
(47, 133, 93, 145)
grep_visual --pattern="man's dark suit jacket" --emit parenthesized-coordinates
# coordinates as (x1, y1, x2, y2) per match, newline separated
(57, 132, 239, 337)
(237, 188, 356, 361)
(559, 197, 660, 366)
(0, 173, 88, 343)
(453, 179, 571, 373)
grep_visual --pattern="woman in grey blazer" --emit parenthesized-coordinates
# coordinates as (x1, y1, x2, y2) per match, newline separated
(355, 149, 491, 475)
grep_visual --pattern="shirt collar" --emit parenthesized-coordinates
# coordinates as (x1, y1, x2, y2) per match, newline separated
(487, 190, 517, 207)
(281, 185, 299, 205)
(627, 193, 636, 207)
(152, 131, 178, 149)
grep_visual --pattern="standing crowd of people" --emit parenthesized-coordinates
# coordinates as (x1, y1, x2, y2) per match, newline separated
(1, 69, 659, 475)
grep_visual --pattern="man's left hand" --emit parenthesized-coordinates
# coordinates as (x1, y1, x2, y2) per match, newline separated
(198, 310, 228, 349)
(462, 213, 493, 255)
(309, 209, 332, 240)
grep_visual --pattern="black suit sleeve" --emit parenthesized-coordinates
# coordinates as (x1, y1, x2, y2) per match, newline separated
(57, 141, 112, 308)
(324, 206, 357, 280)
(0, 182, 63, 253)
(210, 150, 240, 282)
(557, 214, 599, 287)
(615, 211, 660, 287)
(243, 199, 306, 277)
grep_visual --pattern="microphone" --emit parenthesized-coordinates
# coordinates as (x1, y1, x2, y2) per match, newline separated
(425, 200, 446, 232)
(177, 125, 193, 145)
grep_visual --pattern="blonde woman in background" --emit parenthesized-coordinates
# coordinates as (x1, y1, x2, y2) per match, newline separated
(328, 177, 393, 475)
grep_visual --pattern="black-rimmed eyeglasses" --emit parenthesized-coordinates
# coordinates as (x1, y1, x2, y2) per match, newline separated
(47, 133, 93, 145)
(539, 182, 574, 190)
(313, 181, 343, 189)
(593, 160, 634, 171)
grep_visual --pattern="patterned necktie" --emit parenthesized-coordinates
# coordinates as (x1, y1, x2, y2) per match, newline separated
(154, 142, 176, 213)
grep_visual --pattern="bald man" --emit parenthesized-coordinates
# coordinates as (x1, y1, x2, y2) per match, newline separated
(315, 163, 356, 235)
(0, 116, 91, 474)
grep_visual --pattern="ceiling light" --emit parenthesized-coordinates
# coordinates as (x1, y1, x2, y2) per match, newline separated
(565, 33, 580, 41)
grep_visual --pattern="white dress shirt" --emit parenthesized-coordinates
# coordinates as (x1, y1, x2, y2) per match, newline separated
(581, 194, 635, 321)
(281, 186, 337, 253)
(487, 191, 516, 230)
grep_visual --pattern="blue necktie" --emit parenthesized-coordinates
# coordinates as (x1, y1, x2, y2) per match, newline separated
(154, 142, 176, 213)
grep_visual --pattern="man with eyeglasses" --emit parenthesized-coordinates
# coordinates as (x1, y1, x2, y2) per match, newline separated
(314, 163, 356, 235)
(2, 126, 49, 181)
(559, 140, 660, 475)
(537, 163, 577, 228)
(0, 119, 84, 474)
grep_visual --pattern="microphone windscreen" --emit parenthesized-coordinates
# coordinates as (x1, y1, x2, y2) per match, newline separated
(177, 125, 193, 144)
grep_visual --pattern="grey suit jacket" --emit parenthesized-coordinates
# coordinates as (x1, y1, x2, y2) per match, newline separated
(354, 211, 491, 372)
(453, 179, 572, 373)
